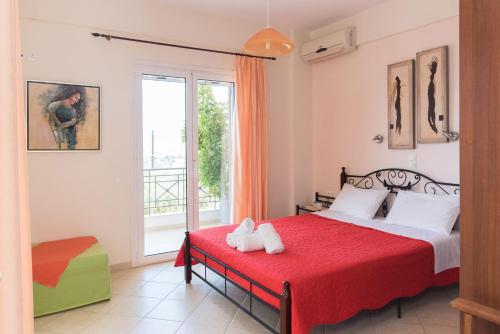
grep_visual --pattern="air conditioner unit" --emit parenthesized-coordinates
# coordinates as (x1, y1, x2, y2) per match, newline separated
(301, 27, 356, 63)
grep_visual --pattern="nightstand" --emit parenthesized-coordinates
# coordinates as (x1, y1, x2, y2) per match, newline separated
(296, 192, 335, 215)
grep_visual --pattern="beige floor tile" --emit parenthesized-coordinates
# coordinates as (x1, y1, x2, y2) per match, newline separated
(186, 300, 238, 328)
(163, 262, 184, 271)
(228, 310, 276, 332)
(176, 322, 227, 334)
(180, 274, 209, 285)
(146, 298, 201, 321)
(35, 331, 55, 334)
(128, 318, 181, 334)
(414, 299, 459, 327)
(34, 312, 64, 330)
(166, 283, 211, 302)
(210, 281, 248, 305)
(111, 279, 146, 295)
(225, 327, 270, 334)
(79, 314, 140, 334)
(120, 265, 164, 281)
(410, 287, 457, 307)
(41, 309, 100, 333)
(373, 322, 426, 334)
(133, 281, 178, 299)
(107, 295, 161, 317)
(110, 269, 131, 281)
(239, 297, 279, 328)
(325, 313, 374, 334)
(371, 301, 420, 325)
(192, 265, 223, 284)
(81, 295, 127, 313)
(204, 289, 241, 305)
(424, 324, 459, 334)
(150, 270, 185, 284)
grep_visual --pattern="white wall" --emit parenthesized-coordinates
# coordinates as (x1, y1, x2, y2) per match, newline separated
(21, 0, 298, 265)
(309, 0, 459, 44)
(267, 30, 313, 218)
(311, 12, 459, 194)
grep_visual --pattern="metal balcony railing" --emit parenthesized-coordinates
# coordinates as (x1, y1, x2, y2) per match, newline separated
(144, 168, 220, 216)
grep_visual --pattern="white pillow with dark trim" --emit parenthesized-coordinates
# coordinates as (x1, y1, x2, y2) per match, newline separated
(385, 190, 460, 235)
(328, 183, 389, 219)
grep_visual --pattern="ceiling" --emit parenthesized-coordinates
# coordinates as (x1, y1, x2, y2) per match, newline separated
(151, 0, 387, 31)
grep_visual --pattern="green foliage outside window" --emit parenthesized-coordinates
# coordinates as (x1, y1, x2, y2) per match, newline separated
(196, 85, 226, 198)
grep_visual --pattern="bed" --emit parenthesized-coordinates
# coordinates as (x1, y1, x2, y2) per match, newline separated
(175, 167, 460, 334)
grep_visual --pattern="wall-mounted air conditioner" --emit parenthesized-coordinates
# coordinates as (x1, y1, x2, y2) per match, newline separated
(301, 27, 356, 63)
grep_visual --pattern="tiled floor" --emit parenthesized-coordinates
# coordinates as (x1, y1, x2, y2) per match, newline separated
(35, 262, 459, 334)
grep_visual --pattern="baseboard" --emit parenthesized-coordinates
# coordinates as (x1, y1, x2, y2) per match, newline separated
(109, 261, 132, 272)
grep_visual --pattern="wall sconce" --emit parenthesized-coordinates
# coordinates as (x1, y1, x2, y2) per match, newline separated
(372, 134, 384, 144)
(443, 130, 460, 142)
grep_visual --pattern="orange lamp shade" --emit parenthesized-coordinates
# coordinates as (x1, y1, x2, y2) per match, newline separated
(244, 27, 295, 57)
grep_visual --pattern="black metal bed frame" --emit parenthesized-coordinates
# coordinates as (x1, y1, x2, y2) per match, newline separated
(340, 167, 460, 217)
(183, 232, 288, 334)
(183, 167, 460, 334)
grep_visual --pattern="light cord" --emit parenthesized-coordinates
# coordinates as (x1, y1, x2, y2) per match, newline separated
(266, 0, 270, 27)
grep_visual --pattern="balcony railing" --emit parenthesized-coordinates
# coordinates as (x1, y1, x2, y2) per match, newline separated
(144, 167, 220, 216)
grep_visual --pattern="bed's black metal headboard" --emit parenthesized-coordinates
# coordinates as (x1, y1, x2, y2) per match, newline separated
(340, 167, 460, 195)
(340, 167, 460, 215)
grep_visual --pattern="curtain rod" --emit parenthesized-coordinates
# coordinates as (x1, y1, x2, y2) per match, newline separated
(91, 33, 276, 61)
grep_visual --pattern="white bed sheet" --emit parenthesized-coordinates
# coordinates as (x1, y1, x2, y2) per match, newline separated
(313, 211, 460, 274)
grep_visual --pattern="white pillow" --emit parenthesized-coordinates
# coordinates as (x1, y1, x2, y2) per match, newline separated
(385, 191, 460, 235)
(328, 183, 389, 219)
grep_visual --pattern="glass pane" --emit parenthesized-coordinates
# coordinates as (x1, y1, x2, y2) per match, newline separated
(142, 75, 187, 256)
(197, 79, 234, 229)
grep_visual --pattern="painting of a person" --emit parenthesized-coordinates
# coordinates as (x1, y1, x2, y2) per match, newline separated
(46, 86, 86, 149)
(392, 76, 402, 134)
(387, 59, 414, 149)
(427, 57, 438, 134)
(27, 81, 99, 151)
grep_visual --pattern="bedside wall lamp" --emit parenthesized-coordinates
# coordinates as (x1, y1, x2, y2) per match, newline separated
(372, 134, 384, 143)
(443, 130, 460, 142)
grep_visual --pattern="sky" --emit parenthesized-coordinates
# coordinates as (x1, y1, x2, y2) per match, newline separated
(142, 76, 233, 169)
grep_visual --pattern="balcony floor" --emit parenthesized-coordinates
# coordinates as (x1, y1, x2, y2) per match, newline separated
(144, 220, 225, 256)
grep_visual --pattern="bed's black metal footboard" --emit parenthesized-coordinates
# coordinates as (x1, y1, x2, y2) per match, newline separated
(183, 232, 291, 334)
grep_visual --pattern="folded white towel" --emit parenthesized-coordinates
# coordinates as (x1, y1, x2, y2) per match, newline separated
(257, 223, 285, 254)
(226, 217, 255, 248)
(235, 233, 265, 252)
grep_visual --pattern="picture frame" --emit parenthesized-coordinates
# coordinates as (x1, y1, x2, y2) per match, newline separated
(416, 46, 449, 143)
(387, 59, 415, 149)
(26, 81, 101, 151)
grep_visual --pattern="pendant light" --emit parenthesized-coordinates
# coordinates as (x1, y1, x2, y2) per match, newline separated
(244, 0, 295, 57)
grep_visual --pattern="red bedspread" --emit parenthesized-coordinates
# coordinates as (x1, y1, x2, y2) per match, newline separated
(175, 214, 458, 334)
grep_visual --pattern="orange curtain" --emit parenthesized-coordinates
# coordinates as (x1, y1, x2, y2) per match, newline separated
(0, 0, 34, 333)
(232, 56, 268, 224)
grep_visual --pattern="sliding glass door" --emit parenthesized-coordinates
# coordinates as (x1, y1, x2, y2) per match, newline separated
(136, 68, 234, 264)
(142, 74, 188, 257)
(195, 79, 234, 230)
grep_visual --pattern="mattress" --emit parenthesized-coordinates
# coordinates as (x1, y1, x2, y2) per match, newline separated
(33, 243, 111, 317)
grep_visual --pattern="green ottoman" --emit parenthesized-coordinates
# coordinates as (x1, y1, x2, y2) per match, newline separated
(33, 242, 111, 317)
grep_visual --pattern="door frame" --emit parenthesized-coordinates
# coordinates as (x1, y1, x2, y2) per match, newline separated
(131, 62, 234, 266)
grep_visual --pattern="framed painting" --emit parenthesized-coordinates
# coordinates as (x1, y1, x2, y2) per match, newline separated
(416, 46, 449, 143)
(27, 81, 101, 151)
(387, 59, 415, 149)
